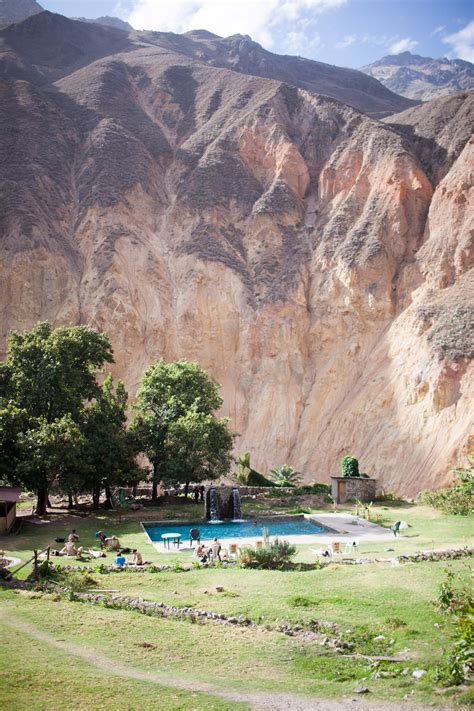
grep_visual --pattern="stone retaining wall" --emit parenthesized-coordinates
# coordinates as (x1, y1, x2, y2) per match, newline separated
(70, 591, 339, 644)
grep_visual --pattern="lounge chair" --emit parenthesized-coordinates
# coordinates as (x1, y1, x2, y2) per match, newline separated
(189, 528, 201, 545)
(209, 543, 221, 561)
(344, 539, 359, 554)
(329, 542, 343, 559)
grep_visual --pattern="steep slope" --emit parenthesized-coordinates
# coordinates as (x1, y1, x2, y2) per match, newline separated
(0, 13, 472, 494)
(131, 29, 416, 118)
(385, 91, 474, 183)
(0, 11, 133, 83)
(362, 51, 474, 101)
(0, 0, 42, 23)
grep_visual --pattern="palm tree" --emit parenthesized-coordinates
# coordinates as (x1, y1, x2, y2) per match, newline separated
(270, 464, 302, 487)
(235, 451, 251, 483)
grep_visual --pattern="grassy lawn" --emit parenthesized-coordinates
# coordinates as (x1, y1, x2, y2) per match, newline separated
(1, 588, 471, 708)
(0, 593, 243, 710)
(1, 500, 472, 708)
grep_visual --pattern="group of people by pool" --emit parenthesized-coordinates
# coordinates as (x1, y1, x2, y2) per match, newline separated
(194, 537, 222, 563)
(54, 529, 146, 566)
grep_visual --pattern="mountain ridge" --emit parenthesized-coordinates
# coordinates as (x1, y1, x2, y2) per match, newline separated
(362, 50, 474, 101)
(0, 11, 416, 117)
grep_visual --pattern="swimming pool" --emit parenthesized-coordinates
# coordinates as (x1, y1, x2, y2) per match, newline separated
(144, 517, 330, 541)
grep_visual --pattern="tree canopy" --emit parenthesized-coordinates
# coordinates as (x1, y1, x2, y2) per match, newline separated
(0, 325, 236, 512)
(80, 375, 141, 508)
(132, 359, 233, 496)
(161, 408, 234, 487)
(0, 322, 114, 513)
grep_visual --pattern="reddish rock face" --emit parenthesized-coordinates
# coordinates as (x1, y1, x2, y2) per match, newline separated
(0, 14, 473, 495)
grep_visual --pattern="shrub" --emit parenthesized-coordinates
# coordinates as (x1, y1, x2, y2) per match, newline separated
(341, 455, 360, 478)
(263, 482, 330, 498)
(434, 568, 474, 685)
(238, 538, 296, 569)
(270, 464, 302, 487)
(376, 490, 402, 502)
(294, 483, 331, 495)
(420, 456, 474, 515)
(246, 469, 276, 487)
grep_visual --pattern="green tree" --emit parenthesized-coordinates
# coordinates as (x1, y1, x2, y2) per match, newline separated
(0, 321, 113, 514)
(161, 408, 234, 489)
(80, 375, 141, 509)
(132, 359, 231, 498)
(270, 464, 302, 487)
(341, 455, 360, 478)
(17, 415, 85, 513)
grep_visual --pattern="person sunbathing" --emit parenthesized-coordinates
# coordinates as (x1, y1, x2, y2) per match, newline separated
(195, 544, 209, 563)
(60, 541, 83, 557)
(130, 549, 144, 565)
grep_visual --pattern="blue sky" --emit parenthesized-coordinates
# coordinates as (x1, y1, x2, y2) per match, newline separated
(41, 0, 474, 66)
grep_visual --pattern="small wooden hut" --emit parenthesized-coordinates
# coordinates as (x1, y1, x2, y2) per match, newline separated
(0, 487, 22, 534)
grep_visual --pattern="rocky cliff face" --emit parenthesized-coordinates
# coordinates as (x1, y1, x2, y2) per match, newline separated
(362, 51, 474, 102)
(1, 13, 473, 494)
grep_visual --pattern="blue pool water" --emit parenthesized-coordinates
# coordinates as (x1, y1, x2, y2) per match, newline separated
(144, 517, 329, 542)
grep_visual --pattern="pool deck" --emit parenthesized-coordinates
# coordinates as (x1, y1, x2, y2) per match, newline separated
(145, 513, 398, 553)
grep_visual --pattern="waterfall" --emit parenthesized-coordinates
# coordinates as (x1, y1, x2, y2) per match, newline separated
(231, 488, 243, 521)
(208, 488, 221, 521)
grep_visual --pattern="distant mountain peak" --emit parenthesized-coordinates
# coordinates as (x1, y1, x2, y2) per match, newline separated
(362, 52, 474, 101)
(0, 0, 43, 23)
(72, 15, 134, 32)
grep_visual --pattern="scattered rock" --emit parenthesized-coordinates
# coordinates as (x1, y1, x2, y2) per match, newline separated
(354, 686, 370, 694)
(412, 669, 427, 679)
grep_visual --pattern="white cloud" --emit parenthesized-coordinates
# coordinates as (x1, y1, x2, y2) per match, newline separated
(430, 25, 445, 38)
(128, 0, 346, 48)
(443, 20, 474, 62)
(388, 37, 418, 54)
(284, 30, 323, 54)
(335, 34, 356, 49)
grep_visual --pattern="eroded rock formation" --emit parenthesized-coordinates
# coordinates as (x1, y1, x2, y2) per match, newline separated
(0, 13, 473, 494)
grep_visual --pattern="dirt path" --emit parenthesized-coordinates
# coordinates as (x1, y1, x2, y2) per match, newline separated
(0, 609, 453, 711)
